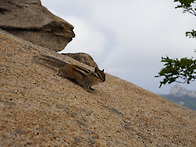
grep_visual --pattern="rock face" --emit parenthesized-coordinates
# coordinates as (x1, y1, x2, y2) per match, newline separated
(0, 0, 75, 51)
(62, 53, 98, 67)
(1, 30, 196, 146)
(170, 84, 196, 98)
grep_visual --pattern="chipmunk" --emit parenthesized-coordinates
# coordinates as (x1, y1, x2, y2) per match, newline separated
(34, 54, 106, 92)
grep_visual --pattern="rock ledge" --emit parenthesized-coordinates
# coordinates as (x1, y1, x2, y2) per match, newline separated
(0, 0, 75, 51)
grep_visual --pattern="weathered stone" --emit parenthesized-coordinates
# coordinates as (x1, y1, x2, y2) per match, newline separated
(62, 53, 98, 67)
(0, 0, 75, 51)
(1, 29, 196, 147)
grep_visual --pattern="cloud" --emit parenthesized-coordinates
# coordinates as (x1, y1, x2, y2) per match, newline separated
(89, 0, 196, 77)
(59, 16, 107, 56)
(41, 0, 196, 94)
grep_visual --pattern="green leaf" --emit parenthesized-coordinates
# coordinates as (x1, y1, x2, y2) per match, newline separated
(156, 57, 196, 87)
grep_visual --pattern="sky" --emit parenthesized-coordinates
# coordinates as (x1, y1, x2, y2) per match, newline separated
(41, 0, 196, 94)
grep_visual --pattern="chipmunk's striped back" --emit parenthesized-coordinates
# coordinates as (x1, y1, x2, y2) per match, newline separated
(72, 65, 92, 76)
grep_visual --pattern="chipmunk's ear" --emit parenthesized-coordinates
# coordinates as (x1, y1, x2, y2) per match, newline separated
(95, 67, 99, 72)
(102, 69, 104, 72)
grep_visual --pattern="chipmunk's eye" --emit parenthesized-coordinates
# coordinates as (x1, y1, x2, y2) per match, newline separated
(96, 71, 105, 82)
(96, 72, 101, 77)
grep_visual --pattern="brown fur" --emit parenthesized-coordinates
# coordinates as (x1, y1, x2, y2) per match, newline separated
(34, 54, 106, 92)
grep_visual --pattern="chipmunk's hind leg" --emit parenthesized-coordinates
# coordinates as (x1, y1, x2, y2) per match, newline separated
(57, 69, 64, 77)
(57, 69, 70, 79)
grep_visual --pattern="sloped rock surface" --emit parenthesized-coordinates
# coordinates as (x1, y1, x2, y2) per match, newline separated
(0, 0, 75, 51)
(0, 30, 196, 146)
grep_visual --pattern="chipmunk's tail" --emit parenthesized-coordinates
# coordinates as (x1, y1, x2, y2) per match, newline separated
(33, 54, 66, 67)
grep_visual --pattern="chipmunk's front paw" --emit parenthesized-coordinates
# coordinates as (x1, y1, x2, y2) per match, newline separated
(85, 87, 94, 93)
(89, 87, 95, 91)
